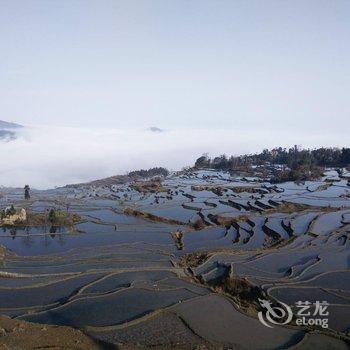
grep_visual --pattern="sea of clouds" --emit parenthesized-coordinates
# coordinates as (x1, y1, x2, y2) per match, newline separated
(0, 125, 346, 189)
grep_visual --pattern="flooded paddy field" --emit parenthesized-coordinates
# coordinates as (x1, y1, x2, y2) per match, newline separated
(0, 169, 349, 348)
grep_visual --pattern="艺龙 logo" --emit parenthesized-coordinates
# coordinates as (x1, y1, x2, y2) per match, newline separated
(258, 299, 293, 328)
(258, 299, 330, 328)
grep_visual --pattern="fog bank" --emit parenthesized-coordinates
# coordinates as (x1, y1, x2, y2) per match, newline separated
(0, 125, 347, 189)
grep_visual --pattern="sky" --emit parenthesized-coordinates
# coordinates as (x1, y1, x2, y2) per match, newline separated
(1, 0, 349, 131)
(0, 0, 350, 188)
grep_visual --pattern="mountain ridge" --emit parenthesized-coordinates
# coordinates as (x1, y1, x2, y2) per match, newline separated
(0, 120, 23, 129)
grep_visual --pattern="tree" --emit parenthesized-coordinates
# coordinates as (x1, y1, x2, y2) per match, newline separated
(340, 148, 350, 166)
(195, 153, 210, 168)
(193, 147, 350, 171)
(24, 185, 30, 200)
(48, 209, 56, 224)
(128, 167, 169, 178)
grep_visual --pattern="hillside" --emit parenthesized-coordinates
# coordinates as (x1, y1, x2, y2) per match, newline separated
(0, 120, 23, 129)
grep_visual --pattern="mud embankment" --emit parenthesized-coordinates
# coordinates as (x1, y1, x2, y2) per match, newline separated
(123, 208, 186, 225)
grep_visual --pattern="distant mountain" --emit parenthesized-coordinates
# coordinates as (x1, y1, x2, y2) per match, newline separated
(0, 120, 23, 141)
(0, 120, 23, 129)
(148, 126, 163, 133)
(0, 130, 16, 141)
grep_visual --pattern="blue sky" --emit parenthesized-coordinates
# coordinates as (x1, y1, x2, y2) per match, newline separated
(1, 0, 349, 134)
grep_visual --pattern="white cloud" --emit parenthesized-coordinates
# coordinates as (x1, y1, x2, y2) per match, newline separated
(0, 125, 347, 189)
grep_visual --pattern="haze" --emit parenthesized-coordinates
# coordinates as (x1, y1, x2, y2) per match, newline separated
(1, 0, 349, 188)
(0, 125, 347, 189)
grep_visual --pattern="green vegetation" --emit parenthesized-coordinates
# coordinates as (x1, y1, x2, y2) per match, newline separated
(195, 146, 350, 183)
(270, 165, 324, 183)
(128, 167, 169, 178)
(195, 146, 350, 170)
(44, 209, 81, 226)
(48, 208, 56, 223)
(0, 207, 81, 227)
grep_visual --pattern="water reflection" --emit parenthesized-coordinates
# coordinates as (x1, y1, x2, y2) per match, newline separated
(21, 234, 35, 248)
(50, 225, 57, 238)
(1, 225, 67, 237)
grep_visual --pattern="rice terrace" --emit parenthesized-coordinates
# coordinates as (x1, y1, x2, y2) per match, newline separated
(0, 148, 350, 349)
(1, 1, 350, 348)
